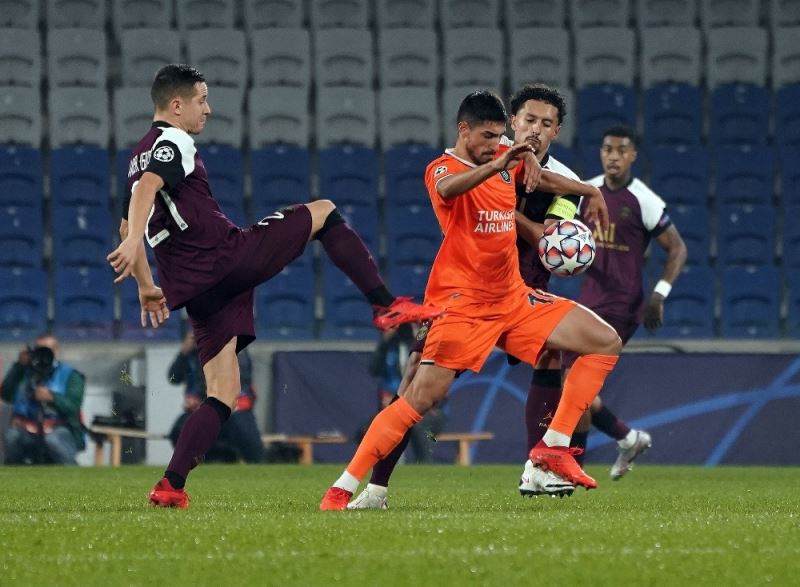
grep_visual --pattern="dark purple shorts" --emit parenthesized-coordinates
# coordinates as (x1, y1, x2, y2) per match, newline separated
(186, 205, 312, 365)
(561, 313, 639, 369)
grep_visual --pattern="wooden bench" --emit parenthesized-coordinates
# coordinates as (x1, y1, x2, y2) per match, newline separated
(261, 433, 349, 465)
(89, 425, 167, 467)
(434, 432, 494, 465)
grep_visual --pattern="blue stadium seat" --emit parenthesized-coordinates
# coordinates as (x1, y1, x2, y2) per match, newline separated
(717, 204, 776, 266)
(547, 144, 579, 175)
(655, 265, 716, 338)
(384, 145, 440, 205)
(54, 266, 114, 339)
(50, 147, 110, 207)
(714, 145, 775, 205)
(780, 147, 800, 205)
(389, 263, 430, 301)
(0, 147, 43, 208)
(386, 203, 441, 265)
(321, 259, 376, 340)
(787, 272, 800, 337)
(333, 201, 379, 249)
(0, 205, 42, 268)
(649, 145, 710, 206)
(783, 205, 800, 269)
(250, 146, 311, 219)
(720, 266, 781, 338)
(318, 146, 379, 205)
(0, 267, 48, 341)
(775, 85, 800, 149)
(119, 274, 181, 341)
(649, 203, 710, 266)
(643, 83, 703, 146)
(576, 84, 637, 146)
(255, 257, 316, 340)
(199, 145, 247, 227)
(709, 84, 770, 146)
(51, 204, 113, 267)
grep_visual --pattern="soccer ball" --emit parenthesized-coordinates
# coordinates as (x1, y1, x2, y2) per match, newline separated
(537, 219, 596, 276)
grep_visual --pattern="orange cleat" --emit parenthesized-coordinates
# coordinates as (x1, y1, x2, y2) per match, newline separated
(319, 487, 353, 511)
(149, 478, 190, 509)
(372, 297, 445, 331)
(529, 442, 598, 490)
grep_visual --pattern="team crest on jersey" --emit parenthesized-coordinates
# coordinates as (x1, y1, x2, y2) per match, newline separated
(499, 170, 512, 183)
(153, 145, 175, 163)
(434, 165, 448, 176)
(620, 206, 632, 219)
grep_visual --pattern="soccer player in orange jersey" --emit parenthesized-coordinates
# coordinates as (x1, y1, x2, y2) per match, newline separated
(320, 91, 622, 510)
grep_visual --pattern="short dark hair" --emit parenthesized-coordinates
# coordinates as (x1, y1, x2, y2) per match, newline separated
(151, 64, 205, 110)
(602, 125, 638, 148)
(509, 83, 567, 124)
(456, 90, 508, 126)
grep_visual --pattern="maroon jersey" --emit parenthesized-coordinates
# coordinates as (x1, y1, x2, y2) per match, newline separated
(123, 121, 242, 309)
(578, 176, 672, 321)
(515, 152, 581, 291)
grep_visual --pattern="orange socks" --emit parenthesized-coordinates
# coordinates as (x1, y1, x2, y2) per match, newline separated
(346, 396, 422, 481)
(550, 354, 618, 436)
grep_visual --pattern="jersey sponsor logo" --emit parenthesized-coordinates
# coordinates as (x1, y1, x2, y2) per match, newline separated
(153, 145, 175, 163)
(499, 170, 512, 183)
(433, 165, 448, 176)
(257, 211, 285, 226)
(474, 209, 514, 234)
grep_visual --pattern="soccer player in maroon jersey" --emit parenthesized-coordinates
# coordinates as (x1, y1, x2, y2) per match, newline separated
(106, 64, 444, 508)
(347, 84, 610, 509)
(563, 125, 687, 480)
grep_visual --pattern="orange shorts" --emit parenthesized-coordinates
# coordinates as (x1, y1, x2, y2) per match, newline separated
(421, 287, 575, 373)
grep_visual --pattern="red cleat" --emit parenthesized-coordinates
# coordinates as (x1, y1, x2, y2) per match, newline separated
(372, 296, 445, 330)
(529, 442, 598, 490)
(149, 478, 190, 509)
(319, 487, 353, 511)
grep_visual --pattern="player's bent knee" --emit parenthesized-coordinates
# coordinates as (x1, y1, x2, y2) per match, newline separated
(307, 200, 340, 237)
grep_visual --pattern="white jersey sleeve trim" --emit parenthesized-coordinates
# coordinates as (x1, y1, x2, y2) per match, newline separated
(544, 156, 581, 181)
(628, 178, 667, 232)
(153, 127, 196, 178)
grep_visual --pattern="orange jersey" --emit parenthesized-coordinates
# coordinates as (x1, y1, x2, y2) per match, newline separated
(423, 150, 527, 304)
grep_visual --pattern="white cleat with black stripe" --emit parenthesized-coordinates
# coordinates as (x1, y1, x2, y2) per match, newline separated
(519, 459, 574, 498)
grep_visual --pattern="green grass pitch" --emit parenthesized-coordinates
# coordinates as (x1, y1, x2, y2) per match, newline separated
(1, 465, 798, 586)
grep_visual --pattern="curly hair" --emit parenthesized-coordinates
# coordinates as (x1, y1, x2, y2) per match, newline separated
(509, 83, 566, 124)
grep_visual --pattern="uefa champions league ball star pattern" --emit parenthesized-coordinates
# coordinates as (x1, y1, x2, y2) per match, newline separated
(537, 219, 596, 276)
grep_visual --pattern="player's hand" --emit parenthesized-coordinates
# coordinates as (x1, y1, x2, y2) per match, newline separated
(107, 238, 142, 284)
(34, 385, 54, 402)
(520, 150, 543, 193)
(139, 284, 169, 328)
(644, 294, 665, 332)
(493, 143, 534, 173)
(582, 185, 610, 232)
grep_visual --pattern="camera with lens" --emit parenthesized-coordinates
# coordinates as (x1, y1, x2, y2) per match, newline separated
(28, 345, 56, 386)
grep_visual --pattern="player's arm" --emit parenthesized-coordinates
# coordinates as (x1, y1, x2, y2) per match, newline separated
(644, 224, 688, 332)
(526, 170, 609, 230)
(119, 216, 170, 328)
(437, 143, 533, 199)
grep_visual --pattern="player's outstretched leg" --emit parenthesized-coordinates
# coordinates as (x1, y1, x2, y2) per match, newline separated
(307, 200, 444, 329)
(149, 338, 240, 509)
(348, 419, 412, 510)
(530, 305, 622, 490)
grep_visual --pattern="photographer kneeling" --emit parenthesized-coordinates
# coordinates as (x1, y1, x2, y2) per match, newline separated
(1, 334, 85, 465)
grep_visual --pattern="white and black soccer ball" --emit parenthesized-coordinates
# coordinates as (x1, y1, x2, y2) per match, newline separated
(537, 219, 596, 277)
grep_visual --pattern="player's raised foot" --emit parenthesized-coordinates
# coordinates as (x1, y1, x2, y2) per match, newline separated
(372, 296, 444, 330)
(611, 429, 652, 481)
(320, 487, 353, 511)
(518, 459, 574, 498)
(529, 441, 597, 490)
(149, 478, 190, 509)
(347, 483, 388, 510)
